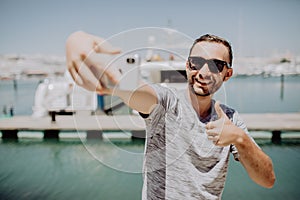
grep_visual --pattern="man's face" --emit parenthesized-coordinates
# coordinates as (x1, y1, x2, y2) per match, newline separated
(186, 41, 232, 96)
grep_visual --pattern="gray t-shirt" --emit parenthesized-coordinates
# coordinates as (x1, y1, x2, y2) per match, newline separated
(142, 84, 252, 200)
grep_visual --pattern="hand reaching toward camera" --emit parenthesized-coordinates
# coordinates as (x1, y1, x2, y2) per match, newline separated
(65, 31, 121, 93)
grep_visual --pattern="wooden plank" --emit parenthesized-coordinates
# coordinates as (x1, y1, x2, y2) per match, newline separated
(0, 113, 299, 132)
(0, 115, 145, 131)
(240, 113, 300, 132)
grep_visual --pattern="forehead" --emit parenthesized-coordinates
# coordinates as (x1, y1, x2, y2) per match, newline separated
(190, 41, 229, 62)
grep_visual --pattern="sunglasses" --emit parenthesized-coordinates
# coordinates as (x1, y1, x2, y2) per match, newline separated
(188, 56, 231, 73)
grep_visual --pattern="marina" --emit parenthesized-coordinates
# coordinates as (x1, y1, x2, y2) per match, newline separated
(1, 58, 300, 200)
(1, 1, 300, 199)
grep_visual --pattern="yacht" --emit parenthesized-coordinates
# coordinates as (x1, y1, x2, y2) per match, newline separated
(31, 58, 187, 117)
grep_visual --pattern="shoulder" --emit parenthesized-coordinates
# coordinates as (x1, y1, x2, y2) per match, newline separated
(150, 84, 180, 107)
(150, 84, 178, 97)
(142, 84, 183, 119)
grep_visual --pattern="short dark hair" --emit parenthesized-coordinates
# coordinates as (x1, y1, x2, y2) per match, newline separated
(189, 34, 233, 66)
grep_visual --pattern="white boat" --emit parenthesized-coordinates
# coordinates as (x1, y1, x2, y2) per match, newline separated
(31, 58, 187, 118)
(32, 72, 97, 118)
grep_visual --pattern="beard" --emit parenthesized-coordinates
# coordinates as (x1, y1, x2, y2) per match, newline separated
(189, 83, 211, 96)
(188, 75, 223, 97)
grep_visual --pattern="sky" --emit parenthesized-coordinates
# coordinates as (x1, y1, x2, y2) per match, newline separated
(1, 0, 300, 57)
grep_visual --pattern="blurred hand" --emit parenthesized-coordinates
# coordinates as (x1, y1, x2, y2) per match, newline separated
(66, 31, 121, 93)
(206, 101, 242, 146)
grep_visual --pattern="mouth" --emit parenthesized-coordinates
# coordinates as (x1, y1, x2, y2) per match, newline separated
(194, 78, 212, 87)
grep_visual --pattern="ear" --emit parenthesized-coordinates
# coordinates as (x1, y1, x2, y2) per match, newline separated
(185, 61, 191, 73)
(185, 61, 189, 69)
(223, 68, 233, 81)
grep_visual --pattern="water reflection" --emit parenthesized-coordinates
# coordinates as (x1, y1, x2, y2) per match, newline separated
(0, 138, 299, 200)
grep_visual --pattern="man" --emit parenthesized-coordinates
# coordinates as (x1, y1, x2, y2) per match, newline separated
(66, 31, 275, 199)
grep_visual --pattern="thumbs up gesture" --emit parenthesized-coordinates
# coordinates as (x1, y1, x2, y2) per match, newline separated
(206, 101, 240, 147)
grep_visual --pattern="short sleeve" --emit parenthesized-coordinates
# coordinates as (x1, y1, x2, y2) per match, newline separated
(150, 84, 178, 109)
(230, 111, 260, 161)
(143, 84, 178, 119)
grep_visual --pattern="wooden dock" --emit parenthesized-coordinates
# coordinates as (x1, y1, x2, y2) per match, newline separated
(0, 113, 299, 143)
(240, 113, 300, 143)
(0, 114, 146, 140)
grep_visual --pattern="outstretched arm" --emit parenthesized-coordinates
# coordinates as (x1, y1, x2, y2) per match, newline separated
(65, 31, 158, 114)
(101, 84, 157, 115)
(206, 102, 276, 188)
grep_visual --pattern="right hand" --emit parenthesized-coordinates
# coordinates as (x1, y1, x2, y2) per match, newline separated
(66, 31, 122, 93)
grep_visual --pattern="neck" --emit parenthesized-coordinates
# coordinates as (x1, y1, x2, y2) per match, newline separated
(188, 88, 213, 118)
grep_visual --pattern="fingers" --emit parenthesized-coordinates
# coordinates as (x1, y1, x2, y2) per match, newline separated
(206, 129, 221, 146)
(83, 53, 122, 85)
(208, 136, 219, 144)
(68, 62, 83, 85)
(71, 60, 102, 91)
(205, 101, 233, 146)
(206, 130, 220, 142)
(205, 101, 223, 143)
(206, 121, 222, 144)
(205, 121, 215, 130)
(104, 66, 122, 85)
(65, 31, 123, 94)
(68, 51, 122, 92)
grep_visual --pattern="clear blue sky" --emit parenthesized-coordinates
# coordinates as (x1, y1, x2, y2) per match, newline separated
(1, 0, 300, 57)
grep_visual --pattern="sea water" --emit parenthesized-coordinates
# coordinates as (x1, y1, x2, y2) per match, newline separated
(0, 137, 299, 199)
(0, 75, 300, 200)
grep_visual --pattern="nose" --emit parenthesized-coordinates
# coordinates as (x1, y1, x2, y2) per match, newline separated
(197, 63, 212, 78)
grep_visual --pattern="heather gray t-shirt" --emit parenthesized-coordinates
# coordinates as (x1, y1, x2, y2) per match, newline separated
(142, 84, 252, 200)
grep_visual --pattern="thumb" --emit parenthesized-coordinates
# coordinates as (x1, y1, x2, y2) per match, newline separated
(93, 37, 121, 54)
(95, 44, 121, 54)
(215, 101, 226, 119)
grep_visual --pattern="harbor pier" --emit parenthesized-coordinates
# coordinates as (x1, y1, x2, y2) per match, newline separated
(0, 113, 299, 143)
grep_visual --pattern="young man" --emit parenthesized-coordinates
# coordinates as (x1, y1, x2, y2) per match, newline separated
(66, 31, 275, 199)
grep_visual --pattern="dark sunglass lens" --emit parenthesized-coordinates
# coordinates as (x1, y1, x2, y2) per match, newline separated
(212, 60, 225, 73)
(189, 57, 203, 70)
(193, 57, 206, 70)
(206, 60, 218, 73)
(188, 57, 227, 73)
